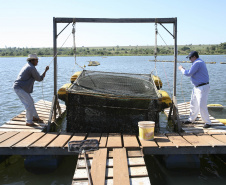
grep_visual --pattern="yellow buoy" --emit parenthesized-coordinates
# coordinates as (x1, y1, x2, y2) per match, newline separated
(70, 71, 82, 83)
(207, 104, 223, 107)
(216, 119, 226, 125)
(58, 83, 72, 101)
(152, 75, 162, 89)
(158, 90, 172, 109)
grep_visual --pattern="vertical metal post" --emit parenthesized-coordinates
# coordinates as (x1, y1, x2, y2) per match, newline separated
(173, 17, 177, 100)
(172, 18, 181, 131)
(53, 17, 57, 121)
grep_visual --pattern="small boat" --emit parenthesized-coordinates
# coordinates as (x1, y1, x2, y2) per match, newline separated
(88, 61, 100, 66)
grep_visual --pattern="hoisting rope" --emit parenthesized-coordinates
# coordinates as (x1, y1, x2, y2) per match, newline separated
(71, 22, 85, 72)
(41, 22, 78, 126)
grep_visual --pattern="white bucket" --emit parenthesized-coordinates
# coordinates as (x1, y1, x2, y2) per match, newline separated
(138, 121, 155, 140)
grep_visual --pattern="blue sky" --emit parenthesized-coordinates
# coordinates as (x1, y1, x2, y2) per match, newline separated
(1, 0, 225, 48)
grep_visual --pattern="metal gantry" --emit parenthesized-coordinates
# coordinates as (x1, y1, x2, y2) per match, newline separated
(52, 17, 179, 131)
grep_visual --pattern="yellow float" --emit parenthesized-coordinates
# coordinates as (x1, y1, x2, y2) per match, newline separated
(158, 90, 172, 109)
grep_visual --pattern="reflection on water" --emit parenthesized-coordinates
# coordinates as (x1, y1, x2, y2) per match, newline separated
(0, 155, 77, 185)
(145, 155, 226, 185)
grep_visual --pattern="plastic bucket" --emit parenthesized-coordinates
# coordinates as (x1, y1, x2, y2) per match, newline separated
(138, 121, 155, 140)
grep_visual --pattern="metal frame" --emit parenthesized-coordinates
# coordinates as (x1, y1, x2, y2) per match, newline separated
(52, 17, 180, 130)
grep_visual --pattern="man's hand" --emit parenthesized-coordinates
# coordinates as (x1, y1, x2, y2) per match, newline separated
(42, 66, 49, 78)
(178, 65, 184, 71)
(45, 66, 49, 72)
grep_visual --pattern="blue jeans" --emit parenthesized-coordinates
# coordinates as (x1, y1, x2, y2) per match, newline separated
(14, 88, 39, 124)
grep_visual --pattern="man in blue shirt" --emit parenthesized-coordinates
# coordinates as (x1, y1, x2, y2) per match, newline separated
(13, 54, 49, 126)
(178, 51, 211, 128)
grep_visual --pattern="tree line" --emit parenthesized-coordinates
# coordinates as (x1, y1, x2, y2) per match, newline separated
(0, 43, 226, 57)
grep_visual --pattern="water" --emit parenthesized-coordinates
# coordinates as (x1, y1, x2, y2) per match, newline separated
(0, 55, 226, 184)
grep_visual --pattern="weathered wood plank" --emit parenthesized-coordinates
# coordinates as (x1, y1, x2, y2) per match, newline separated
(212, 134, 226, 144)
(77, 157, 145, 168)
(154, 134, 176, 148)
(99, 133, 108, 148)
(107, 133, 122, 148)
(30, 133, 59, 148)
(91, 148, 108, 185)
(181, 133, 211, 147)
(47, 132, 72, 148)
(0, 132, 19, 143)
(139, 137, 158, 148)
(166, 133, 192, 147)
(86, 133, 101, 141)
(123, 135, 139, 148)
(0, 132, 32, 147)
(113, 148, 130, 185)
(13, 132, 46, 147)
(195, 134, 226, 147)
(66, 133, 87, 149)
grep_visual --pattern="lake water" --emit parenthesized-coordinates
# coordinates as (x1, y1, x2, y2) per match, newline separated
(0, 55, 226, 184)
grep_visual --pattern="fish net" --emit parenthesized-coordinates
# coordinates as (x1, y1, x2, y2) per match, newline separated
(66, 70, 161, 133)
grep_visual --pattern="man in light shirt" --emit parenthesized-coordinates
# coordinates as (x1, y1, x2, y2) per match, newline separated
(178, 51, 211, 128)
(13, 54, 49, 126)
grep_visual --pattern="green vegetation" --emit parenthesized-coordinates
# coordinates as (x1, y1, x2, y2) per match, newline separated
(0, 43, 226, 57)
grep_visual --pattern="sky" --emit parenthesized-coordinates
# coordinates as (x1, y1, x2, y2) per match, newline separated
(1, 0, 226, 48)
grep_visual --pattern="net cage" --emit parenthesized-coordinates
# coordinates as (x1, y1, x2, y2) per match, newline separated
(66, 70, 161, 133)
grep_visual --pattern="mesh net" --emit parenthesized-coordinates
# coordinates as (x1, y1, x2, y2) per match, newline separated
(68, 139, 99, 153)
(68, 70, 159, 99)
(66, 70, 160, 133)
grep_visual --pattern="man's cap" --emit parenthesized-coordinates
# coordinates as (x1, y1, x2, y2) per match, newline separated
(27, 54, 39, 61)
(186, 51, 198, 58)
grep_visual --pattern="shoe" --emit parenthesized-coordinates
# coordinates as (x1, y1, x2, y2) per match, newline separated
(26, 122, 36, 126)
(183, 121, 192, 124)
(203, 124, 211, 128)
(33, 117, 43, 123)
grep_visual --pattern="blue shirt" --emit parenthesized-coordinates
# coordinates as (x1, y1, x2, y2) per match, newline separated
(13, 62, 44, 93)
(180, 58, 209, 87)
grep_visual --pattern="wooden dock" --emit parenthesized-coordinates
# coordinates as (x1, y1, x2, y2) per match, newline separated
(2, 100, 226, 184)
(72, 148, 150, 185)
(0, 100, 66, 132)
(164, 102, 226, 134)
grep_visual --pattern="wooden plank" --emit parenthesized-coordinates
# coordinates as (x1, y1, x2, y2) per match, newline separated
(0, 132, 19, 143)
(47, 132, 72, 148)
(139, 137, 158, 148)
(65, 133, 87, 149)
(99, 133, 108, 148)
(0, 131, 6, 135)
(181, 133, 211, 147)
(0, 124, 43, 130)
(106, 166, 149, 178)
(0, 128, 41, 132)
(77, 157, 145, 168)
(195, 134, 226, 147)
(107, 133, 122, 148)
(91, 148, 108, 185)
(166, 133, 192, 147)
(113, 148, 130, 185)
(6, 121, 46, 126)
(13, 132, 46, 147)
(30, 133, 59, 148)
(154, 134, 176, 148)
(86, 133, 101, 141)
(0, 132, 32, 147)
(212, 134, 226, 144)
(123, 134, 139, 148)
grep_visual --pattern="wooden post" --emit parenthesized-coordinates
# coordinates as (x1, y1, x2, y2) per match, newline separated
(47, 95, 56, 132)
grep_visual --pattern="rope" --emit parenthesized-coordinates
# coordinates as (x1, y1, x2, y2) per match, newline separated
(40, 23, 75, 125)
